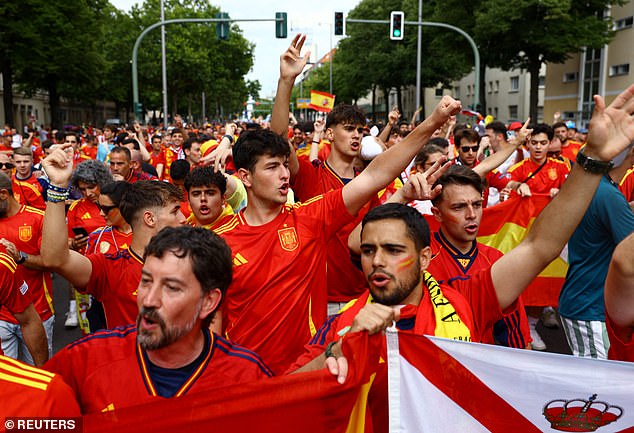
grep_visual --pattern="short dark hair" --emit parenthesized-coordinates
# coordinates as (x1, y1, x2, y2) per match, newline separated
(171, 128, 183, 136)
(454, 128, 480, 146)
(169, 160, 190, 181)
(531, 123, 554, 141)
(233, 129, 290, 172)
(414, 144, 445, 168)
(361, 203, 430, 251)
(485, 121, 507, 137)
(13, 147, 32, 158)
(428, 137, 449, 149)
(41, 140, 55, 151)
(326, 103, 366, 129)
(552, 121, 567, 130)
(144, 226, 232, 327)
(431, 165, 484, 205)
(182, 137, 200, 153)
(100, 181, 129, 207)
(110, 146, 131, 161)
(119, 181, 183, 230)
(184, 166, 227, 195)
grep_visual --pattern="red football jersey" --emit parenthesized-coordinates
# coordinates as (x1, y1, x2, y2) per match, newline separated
(163, 147, 183, 183)
(0, 206, 54, 324)
(86, 226, 133, 255)
(0, 247, 31, 317)
(66, 198, 107, 243)
(149, 149, 166, 179)
(560, 140, 582, 162)
(0, 355, 80, 418)
(291, 158, 402, 302)
(81, 145, 98, 160)
(508, 157, 570, 195)
(45, 326, 272, 414)
(84, 249, 144, 328)
(428, 231, 530, 348)
(12, 174, 46, 210)
(619, 167, 634, 202)
(215, 189, 356, 374)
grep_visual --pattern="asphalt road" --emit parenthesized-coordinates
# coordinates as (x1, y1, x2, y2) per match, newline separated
(50, 272, 572, 356)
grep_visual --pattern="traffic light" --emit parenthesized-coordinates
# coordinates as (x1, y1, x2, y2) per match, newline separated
(334, 12, 344, 36)
(216, 12, 229, 40)
(276, 12, 287, 38)
(390, 11, 404, 40)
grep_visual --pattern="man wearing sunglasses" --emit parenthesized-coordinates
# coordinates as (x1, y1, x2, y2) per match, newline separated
(454, 128, 481, 169)
(0, 153, 14, 178)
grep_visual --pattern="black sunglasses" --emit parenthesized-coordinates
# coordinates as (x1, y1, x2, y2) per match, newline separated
(0, 163, 15, 169)
(460, 145, 479, 153)
(97, 203, 118, 214)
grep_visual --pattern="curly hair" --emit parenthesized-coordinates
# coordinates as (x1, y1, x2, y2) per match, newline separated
(70, 160, 113, 189)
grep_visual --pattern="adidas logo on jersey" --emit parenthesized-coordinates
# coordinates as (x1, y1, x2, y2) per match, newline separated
(233, 253, 248, 267)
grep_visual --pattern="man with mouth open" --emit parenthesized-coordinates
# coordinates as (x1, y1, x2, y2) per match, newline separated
(44, 226, 273, 414)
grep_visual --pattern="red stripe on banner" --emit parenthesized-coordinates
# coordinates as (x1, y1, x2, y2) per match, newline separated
(400, 334, 541, 433)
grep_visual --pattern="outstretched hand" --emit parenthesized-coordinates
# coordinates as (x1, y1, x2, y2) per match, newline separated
(585, 84, 634, 161)
(400, 158, 449, 202)
(280, 34, 310, 82)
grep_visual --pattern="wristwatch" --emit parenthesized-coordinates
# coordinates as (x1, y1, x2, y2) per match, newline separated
(576, 150, 613, 174)
(16, 251, 28, 265)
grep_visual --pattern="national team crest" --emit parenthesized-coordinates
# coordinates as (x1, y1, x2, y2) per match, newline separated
(99, 241, 111, 254)
(278, 227, 299, 251)
(548, 168, 558, 181)
(18, 225, 32, 242)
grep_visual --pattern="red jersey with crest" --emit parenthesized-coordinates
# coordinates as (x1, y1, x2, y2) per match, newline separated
(215, 189, 356, 374)
(0, 248, 31, 319)
(81, 145, 98, 160)
(0, 206, 53, 324)
(606, 314, 634, 362)
(12, 174, 46, 210)
(428, 230, 530, 348)
(44, 326, 272, 414)
(619, 166, 634, 202)
(291, 158, 402, 302)
(560, 140, 582, 162)
(149, 149, 166, 179)
(163, 147, 183, 183)
(0, 355, 80, 418)
(82, 249, 144, 329)
(508, 157, 570, 195)
(66, 198, 107, 244)
(86, 226, 132, 255)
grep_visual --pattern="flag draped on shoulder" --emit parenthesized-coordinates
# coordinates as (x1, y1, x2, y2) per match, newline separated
(477, 195, 568, 306)
(389, 333, 634, 433)
(309, 90, 336, 113)
(83, 332, 380, 433)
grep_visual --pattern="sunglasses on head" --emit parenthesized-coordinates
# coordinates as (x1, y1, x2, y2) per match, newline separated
(0, 163, 14, 169)
(97, 203, 118, 214)
(460, 145, 479, 153)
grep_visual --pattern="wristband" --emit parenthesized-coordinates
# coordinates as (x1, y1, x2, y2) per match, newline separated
(312, 139, 320, 144)
(576, 150, 613, 174)
(325, 341, 338, 359)
(16, 251, 27, 265)
(46, 184, 69, 203)
(223, 134, 234, 144)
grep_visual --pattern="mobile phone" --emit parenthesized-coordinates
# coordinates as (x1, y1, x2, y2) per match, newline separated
(72, 227, 89, 237)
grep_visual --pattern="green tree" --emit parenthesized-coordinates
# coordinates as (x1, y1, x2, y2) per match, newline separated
(473, 0, 623, 120)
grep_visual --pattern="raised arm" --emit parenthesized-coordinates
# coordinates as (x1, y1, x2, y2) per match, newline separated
(41, 145, 93, 289)
(473, 118, 531, 178)
(378, 107, 400, 144)
(605, 232, 634, 333)
(270, 35, 310, 180)
(492, 84, 634, 309)
(342, 96, 461, 215)
(309, 117, 325, 162)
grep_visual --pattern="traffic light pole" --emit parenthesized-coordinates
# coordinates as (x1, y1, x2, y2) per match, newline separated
(344, 17, 480, 113)
(131, 16, 285, 121)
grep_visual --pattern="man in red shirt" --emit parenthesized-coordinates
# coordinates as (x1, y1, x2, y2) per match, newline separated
(184, 166, 237, 231)
(11, 146, 46, 210)
(109, 146, 156, 183)
(214, 35, 462, 375)
(45, 226, 272, 414)
(0, 172, 55, 363)
(148, 134, 166, 179)
(619, 165, 634, 203)
(41, 145, 186, 330)
(163, 128, 185, 182)
(553, 121, 583, 162)
(604, 231, 634, 362)
(292, 84, 634, 431)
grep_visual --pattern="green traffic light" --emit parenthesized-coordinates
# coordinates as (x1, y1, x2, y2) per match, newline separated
(393, 30, 401, 37)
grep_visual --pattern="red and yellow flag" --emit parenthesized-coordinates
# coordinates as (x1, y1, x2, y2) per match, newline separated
(309, 90, 336, 113)
(477, 195, 568, 306)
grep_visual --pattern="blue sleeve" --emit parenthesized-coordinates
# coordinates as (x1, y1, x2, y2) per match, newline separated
(597, 182, 634, 244)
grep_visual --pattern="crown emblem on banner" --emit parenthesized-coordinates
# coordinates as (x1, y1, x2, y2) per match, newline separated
(543, 394, 623, 432)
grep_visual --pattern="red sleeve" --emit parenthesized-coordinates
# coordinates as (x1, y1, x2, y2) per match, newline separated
(45, 374, 82, 417)
(0, 250, 31, 315)
(296, 189, 357, 242)
(291, 157, 325, 201)
(486, 171, 510, 190)
(85, 253, 107, 298)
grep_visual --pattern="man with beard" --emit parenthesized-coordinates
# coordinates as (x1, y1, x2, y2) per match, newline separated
(290, 83, 634, 432)
(44, 226, 273, 414)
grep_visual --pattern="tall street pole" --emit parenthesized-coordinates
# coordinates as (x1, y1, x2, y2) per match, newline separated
(415, 0, 422, 121)
(161, 0, 168, 127)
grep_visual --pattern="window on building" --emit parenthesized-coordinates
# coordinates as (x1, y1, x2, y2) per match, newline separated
(454, 87, 460, 98)
(494, 107, 499, 118)
(563, 111, 576, 119)
(494, 80, 499, 93)
(609, 64, 630, 77)
(563, 72, 579, 83)
(488, 81, 493, 93)
(435, 87, 443, 97)
(509, 105, 518, 119)
(615, 16, 633, 30)
(510, 76, 519, 92)
(467, 85, 472, 96)
(538, 76, 545, 88)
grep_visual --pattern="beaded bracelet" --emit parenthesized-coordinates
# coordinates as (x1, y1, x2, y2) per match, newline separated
(47, 184, 69, 203)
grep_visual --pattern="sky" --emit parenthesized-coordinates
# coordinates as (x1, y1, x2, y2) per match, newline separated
(110, 0, 361, 97)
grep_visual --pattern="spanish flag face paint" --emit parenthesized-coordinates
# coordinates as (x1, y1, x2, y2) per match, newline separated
(397, 256, 415, 271)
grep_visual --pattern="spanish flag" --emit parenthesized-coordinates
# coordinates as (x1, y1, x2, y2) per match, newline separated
(309, 90, 336, 113)
(477, 195, 567, 307)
